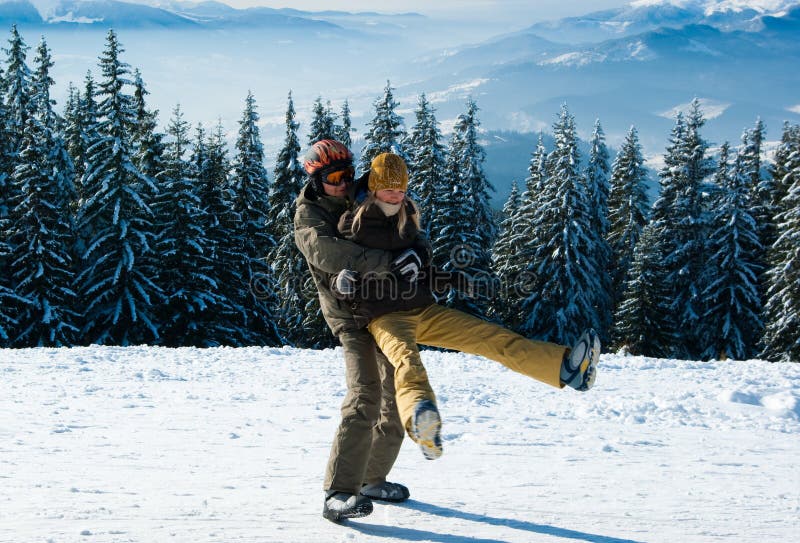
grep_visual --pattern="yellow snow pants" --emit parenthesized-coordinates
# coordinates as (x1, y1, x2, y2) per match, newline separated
(367, 303, 567, 434)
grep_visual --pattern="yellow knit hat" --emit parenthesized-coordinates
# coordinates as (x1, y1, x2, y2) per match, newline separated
(368, 152, 408, 192)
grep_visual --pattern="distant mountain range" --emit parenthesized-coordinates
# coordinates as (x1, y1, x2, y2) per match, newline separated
(0, 0, 349, 30)
(520, 0, 799, 43)
(402, 1, 800, 198)
(0, 0, 798, 205)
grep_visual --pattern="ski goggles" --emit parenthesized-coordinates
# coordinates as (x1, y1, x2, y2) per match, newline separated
(323, 166, 355, 186)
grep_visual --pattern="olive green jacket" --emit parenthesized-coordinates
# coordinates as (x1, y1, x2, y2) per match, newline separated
(294, 182, 393, 335)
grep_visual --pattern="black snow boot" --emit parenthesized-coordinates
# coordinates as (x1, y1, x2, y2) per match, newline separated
(322, 490, 373, 522)
(361, 481, 410, 503)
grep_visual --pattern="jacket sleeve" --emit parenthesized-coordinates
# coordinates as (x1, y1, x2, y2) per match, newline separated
(294, 201, 392, 275)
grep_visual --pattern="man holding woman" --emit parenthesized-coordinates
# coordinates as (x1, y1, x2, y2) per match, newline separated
(294, 140, 600, 523)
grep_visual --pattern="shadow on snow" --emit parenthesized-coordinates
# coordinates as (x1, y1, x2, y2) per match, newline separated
(344, 500, 646, 543)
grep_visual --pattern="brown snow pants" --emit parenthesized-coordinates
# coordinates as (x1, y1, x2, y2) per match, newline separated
(368, 303, 567, 435)
(324, 328, 405, 495)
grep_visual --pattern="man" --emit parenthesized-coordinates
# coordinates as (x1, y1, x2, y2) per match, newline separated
(293, 139, 422, 522)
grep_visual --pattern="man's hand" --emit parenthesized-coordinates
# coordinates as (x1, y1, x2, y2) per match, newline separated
(390, 248, 422, 283)
(332, 269, 360, 298)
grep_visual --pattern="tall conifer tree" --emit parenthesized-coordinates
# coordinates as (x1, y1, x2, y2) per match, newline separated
(193, 121, 251, 345)
(491, 181, 523, 328)
(7, 38, 78, 346)
(762, 123, 800, 361)
(509, 133, 550, 333)
(700, 143, 763, 359)
(307, 96, 336, 144)
(268, 92, 308, 345)
(76, 30, 161, 345)
(612, 224, 672, 356)
(130, 69, 165, 181)
(65, 71, 99, 202)
(153, 105, 224, 346)
(584, 119, 613, 339)
(358, 80, 407, 173)
(336, 99, 352, 149)
(3, 25, 32, 155)
(407, 93, 446, 236)
(0, 30, 27, 343)
(650, 101, 714, 358)
(435, 98, 495, 318)
(230, 91, 281, 345)
(607, 126, 649, 313)
(520, 105, 601, 345)
(769, 122, 799, 205)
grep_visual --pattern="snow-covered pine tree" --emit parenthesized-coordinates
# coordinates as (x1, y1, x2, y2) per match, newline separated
(651, 101, 715, 358)
(407, 93, 447, 236)
(63, 71, 99, 202)
(699, 143, 763, 360)
(769, 122, 800, 205)
(519, 104, 601, 345)
(674, 100, 716, 357)
(644, 113, 687, 354)
(0, 46, 20, 346)
(741, 119, 766, 189)
(152, 105, 225, 346)
(75, 30, 161, 345)
(509, 132, 550, 333)
(737, 119, 776, 317)
(30, 38, 55, 124)
(267, 92, 309, 345)
(3, 25, 32, 155)
(584, 119, 614, 339)
(607, 125, 649, 316)
(6, 37, 78, 346)
(0, 64, 10, 199)
(193, 120, 250, 346)
(357, 80, 407, 174)
(490, 180, 523, 328)
(230, 91, 281, 345)
(612, 223, 673, 356)
(307, 96, 336, 145)
(762, 122, 800, 362)
(0, 240, 29, 346)
(130, 69, 165, 181)
(435, 98, 496, 318)
(62, 83, 83, 180)
(336, 99, 352, 149)
(0, 172, 10, 345)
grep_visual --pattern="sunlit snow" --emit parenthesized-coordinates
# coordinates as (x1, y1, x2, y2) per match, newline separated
(1, 345, 797, 542)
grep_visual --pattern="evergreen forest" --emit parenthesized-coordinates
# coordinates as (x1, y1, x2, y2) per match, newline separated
(1, 28, 798, 362)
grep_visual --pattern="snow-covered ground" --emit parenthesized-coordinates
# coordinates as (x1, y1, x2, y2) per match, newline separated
(1, 346, 798, 542)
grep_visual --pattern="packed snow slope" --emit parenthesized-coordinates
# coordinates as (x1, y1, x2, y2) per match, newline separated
(1, 346, 798, 542)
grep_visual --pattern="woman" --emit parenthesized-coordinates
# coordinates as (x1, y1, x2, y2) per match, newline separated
(332, 152, 600, 461)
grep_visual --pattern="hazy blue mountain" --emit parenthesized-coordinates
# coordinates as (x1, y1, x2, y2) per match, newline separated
(6, 0, 345, 31)
(404, 4, 800, 175)
(43, 0, 199, 27)
(0, 0, 42, 24)
(520, 0, 796, 44)
(0, 0, 797, 206)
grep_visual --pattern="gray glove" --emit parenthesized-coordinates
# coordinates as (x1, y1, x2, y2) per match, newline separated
(390, 248, 422, 283)
(332, 269, 360, 298)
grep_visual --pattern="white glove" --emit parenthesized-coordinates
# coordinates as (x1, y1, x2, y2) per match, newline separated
(332, 269, 360, 297)
(390, 248, 422, 283)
